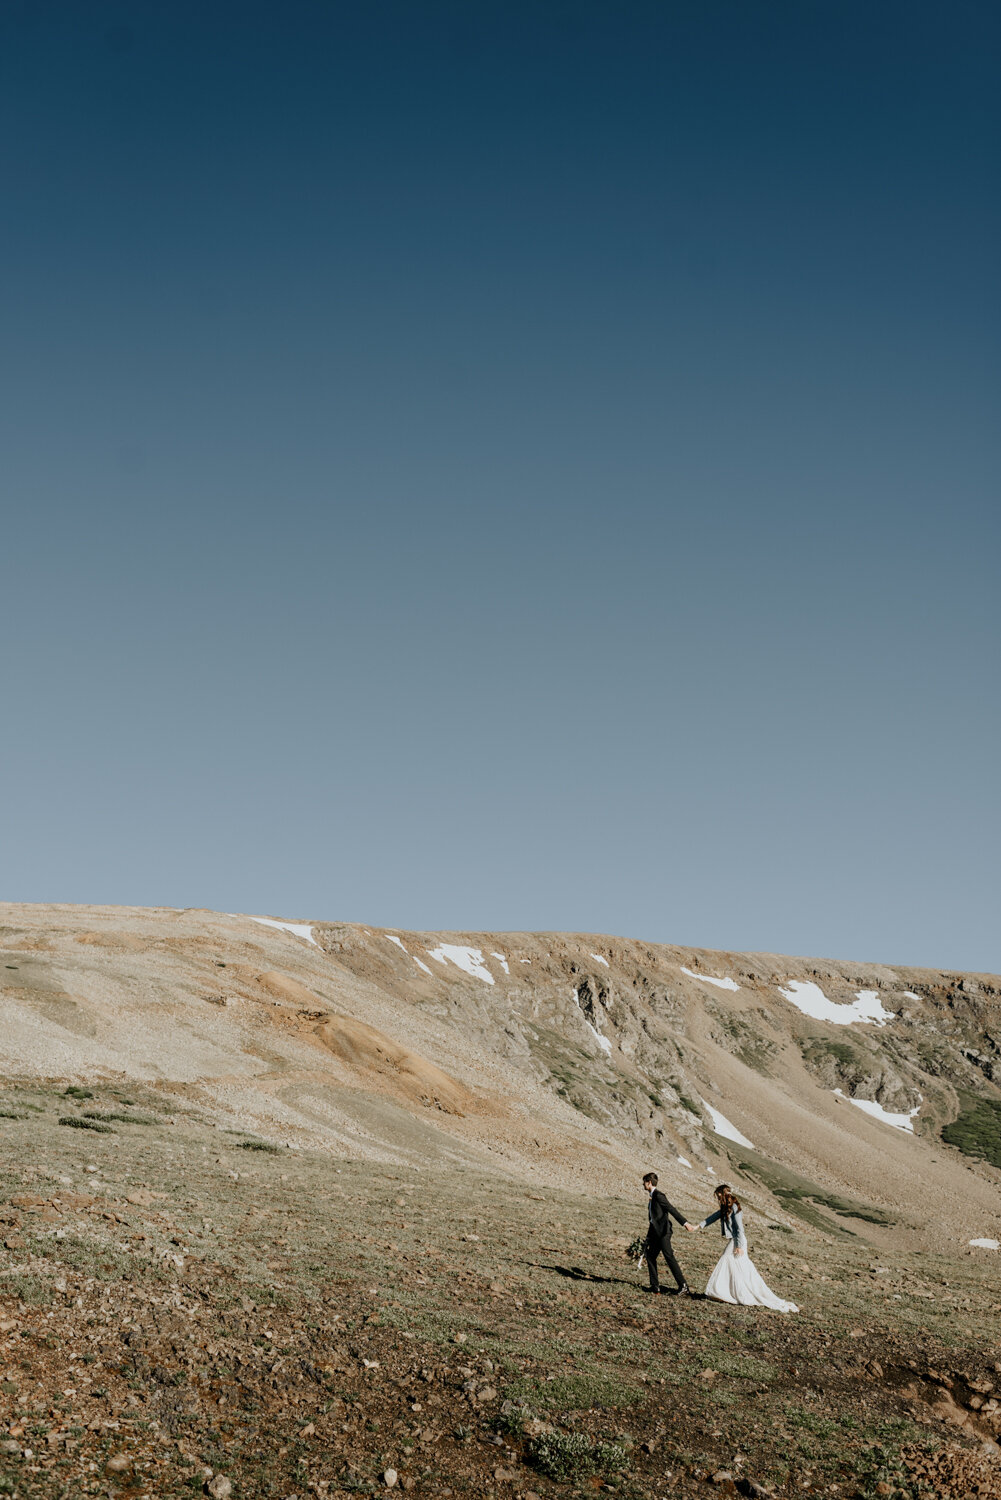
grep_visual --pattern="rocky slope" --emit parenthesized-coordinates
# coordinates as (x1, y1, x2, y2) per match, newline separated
(1, 903, 999, 1252)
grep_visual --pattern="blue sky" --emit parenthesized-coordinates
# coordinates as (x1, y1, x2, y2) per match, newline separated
(2, 1, 998, 971)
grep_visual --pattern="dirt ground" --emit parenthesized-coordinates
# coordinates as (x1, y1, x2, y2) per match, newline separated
(1, 1081, 999, 1500)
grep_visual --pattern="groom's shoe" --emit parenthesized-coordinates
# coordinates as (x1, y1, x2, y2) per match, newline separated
(676, 1284, 692, 1296)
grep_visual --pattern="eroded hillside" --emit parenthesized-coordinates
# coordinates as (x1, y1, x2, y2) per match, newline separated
(1, 903, 999, 1252)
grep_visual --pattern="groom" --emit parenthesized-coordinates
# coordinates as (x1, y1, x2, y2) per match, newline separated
(642, 1172, 693, 1295)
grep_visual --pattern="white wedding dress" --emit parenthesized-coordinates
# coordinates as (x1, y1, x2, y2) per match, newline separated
(705, 1237, 798, 1313)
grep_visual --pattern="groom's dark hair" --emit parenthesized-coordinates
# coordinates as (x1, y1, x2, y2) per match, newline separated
(642, 1172, 658, 1187)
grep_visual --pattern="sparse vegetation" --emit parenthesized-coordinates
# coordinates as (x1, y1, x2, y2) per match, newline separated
(57, 1115, 114, 1133)
(82, 1110, 159, 1126)
(803, 1038, 858, 1067)
(941, 1095, 1001, 1168)
(0, 1082, 996, 1500)
(737, 1151, 894, 1230)
(527, 1430, 629, 1482)
(237, 1138, 282, 1152)
(504, 1372, 644, 1412)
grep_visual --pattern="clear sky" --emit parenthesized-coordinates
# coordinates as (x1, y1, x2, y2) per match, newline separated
(2, 1, 998, 972)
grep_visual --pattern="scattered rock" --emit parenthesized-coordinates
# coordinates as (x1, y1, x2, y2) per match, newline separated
(105, 1454, 131, 1473)
(206, 1476, 232, 1500)
(383, 1469, 397, 1488)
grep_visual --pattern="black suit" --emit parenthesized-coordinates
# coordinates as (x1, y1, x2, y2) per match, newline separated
(644, 1189, 688, 1292)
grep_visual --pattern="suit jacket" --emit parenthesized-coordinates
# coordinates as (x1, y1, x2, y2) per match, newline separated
(645, 1189, 687, 1245)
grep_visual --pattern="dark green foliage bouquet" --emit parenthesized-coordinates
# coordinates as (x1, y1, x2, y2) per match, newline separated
(625, 1235, 647, 1267)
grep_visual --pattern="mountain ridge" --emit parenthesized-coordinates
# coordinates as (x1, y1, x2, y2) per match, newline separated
(1, 902, 999, 1255)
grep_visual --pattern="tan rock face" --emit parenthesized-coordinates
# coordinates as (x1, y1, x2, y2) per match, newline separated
(313, 1011, 475, 1117)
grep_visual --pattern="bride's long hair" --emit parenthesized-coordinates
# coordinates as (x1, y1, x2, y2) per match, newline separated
(714, 1183, 741, 1215)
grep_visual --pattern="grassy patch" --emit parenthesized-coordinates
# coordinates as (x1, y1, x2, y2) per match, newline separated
(736, 1150, 893, 1230)
(0, 1109, 27, 1121)
(0, 1273, 55, 1305)
(712, 1351, 777, 1381)
(62, 1086, 94, 1100)
(803, 1039, 858, 1067)
(503, 1372, 643, 1412)
(941, 1095, 1001, 1168)
(58, 1116, 114, 1134)
(527, 1430, 629, 1483)
(82, 1111, 159, 1126)
(236, 1139, 282, 1153)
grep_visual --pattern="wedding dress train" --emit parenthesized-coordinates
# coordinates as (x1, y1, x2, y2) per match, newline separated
(704, 1240, 798, 1312)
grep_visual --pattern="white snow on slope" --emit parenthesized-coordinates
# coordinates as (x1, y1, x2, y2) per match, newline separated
(833, 1089, 920, 1132)
(427, 945, 495, 985)
(491, 952, 510, 975)
(903, 990, 921, 1001)
(701, 1099, 754, 1148)
(585, 1021, 612, 1055)
(969, 1238, 1000, 1250)
(249, 917, 317, 947)
(519, 958, 531, 964)
(681, 966, 739, 992)
(590, 953, 609, 968)
(383, 934, 434, 976)
(778, 980, 894, 1027)
(677, 1157, 692, 1169)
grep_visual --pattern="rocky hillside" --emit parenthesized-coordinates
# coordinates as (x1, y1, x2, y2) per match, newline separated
(1, 903, 999, 1252)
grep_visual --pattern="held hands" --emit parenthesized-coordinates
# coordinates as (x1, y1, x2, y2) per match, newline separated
(683, 1221, 699, 1232)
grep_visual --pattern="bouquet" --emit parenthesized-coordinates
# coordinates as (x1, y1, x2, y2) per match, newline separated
(626, 1236, 647, 1270)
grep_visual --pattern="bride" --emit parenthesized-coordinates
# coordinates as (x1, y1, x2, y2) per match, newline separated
(686, 1184, 798, 1313)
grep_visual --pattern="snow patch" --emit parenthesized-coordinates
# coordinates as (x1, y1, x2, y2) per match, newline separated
(491, 952, 510, 975)
(590, 953, 609, 968)
(681, 966, 739, 992)
(677, 1157, 693, 1169)
(701, 1099, 754, 1148)
(969, 1238, 1000, 1250)
(519, 958, 531, 964)
(249, 917, 317, 947)
(903, 990, 921, 1001)
(426, 945, 495, 985)
(778, 980, 894, 1027)
(833, 1089, 920, 1132)
(585, 1020, 612, 1055)
(384, 933, 433, 975)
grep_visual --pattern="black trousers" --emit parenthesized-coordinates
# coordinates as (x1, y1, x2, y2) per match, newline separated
(645, 1234, 686, 1291)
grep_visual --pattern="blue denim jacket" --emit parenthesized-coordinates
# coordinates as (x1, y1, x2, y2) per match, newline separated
(701, 1205, 746, 1250)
